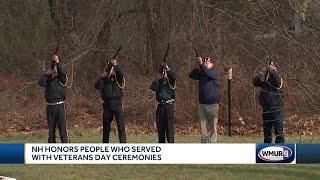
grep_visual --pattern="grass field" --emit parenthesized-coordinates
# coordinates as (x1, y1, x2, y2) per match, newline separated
(0, 128, 319, 180)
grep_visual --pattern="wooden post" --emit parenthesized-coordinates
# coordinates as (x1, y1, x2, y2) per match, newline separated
(225, 67, 232, 137)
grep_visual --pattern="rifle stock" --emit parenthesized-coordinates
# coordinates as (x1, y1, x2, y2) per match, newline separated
(193, 46, 199, 57)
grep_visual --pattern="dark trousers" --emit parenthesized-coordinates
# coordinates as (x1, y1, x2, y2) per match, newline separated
(262, 109, 285, 143)
(103, 103, 126, 143)
(156, 103, 174, 143)
(46, 104, 68, 143)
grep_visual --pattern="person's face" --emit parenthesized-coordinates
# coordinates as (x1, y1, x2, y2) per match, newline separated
(52, 55, 58, 61)
(269, 64, 276, 71)
(204, 60, 213, 69)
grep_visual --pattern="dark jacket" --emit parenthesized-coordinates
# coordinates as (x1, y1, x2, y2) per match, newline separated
(150, 69, 176, 102)
(95, 66, 124, 104)
(189, 64, 220, 104)
(252, 70, 285, 112)
(38, 63, 67, 103)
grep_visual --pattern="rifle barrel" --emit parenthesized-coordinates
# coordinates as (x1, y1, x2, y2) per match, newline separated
(193, 46, 199, 57)
(112, 46, 122, 59)
(54, 38, 62, 55)
(163, 43, 170, 61)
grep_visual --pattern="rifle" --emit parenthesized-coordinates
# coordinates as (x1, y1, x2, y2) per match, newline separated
(160, 43, 170, 75)
(54, 38, 62, 55)
(51, 38, 62, 77)
(162, 43, 170, 63)
(106, 46, 122, 74)
(190, 34, 199, 58)
(112, 46, 122, 59)
(193, 46, 199, 58)
(162, 43, 170, 68)
(160, 43, 176, 89)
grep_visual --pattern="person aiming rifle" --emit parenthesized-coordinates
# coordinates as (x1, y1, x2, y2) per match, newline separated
(95, 46, 126, 143)
(252, 60, 285, 143)
(189, 47, 220, 143)
(150, 43, 176, 143)
(38, 39, 68, 143)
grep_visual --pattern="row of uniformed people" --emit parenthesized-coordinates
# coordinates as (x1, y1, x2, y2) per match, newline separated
(39, 55, 285, 144)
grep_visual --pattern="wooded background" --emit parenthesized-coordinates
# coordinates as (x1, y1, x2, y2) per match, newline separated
(0, 0, 319, 137)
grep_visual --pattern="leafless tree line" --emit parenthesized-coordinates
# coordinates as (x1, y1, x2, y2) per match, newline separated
(0, 0, 319, 133)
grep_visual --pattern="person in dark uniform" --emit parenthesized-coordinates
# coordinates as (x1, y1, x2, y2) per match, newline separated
(95, 59, 126, 143)
(252, 62, 285, 143)
(150, 62, 176, 143)
(38, 55, 68, 143)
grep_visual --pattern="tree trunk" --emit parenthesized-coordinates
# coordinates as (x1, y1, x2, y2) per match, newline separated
(94, 0, 116, 66)
(63, 0, 76, 35)
(48, 0, 61, 37)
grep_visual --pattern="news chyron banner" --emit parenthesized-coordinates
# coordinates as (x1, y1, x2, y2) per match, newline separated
(25, 144, 255, 164)
(0, 144, 320, 164)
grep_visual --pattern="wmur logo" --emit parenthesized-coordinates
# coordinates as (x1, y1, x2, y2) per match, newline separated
(256, 144, 295, 163)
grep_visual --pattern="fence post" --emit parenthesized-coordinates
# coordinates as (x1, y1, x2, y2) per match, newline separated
(225, 67, 233, 137)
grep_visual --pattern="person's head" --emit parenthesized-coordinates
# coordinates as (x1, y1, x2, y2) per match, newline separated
(204, 57, 214, 69)
(160, 61, 167, 68)
(158, 65, 167, 83)
(106, 61, 112, 67)
(49, 56, 56, 69)
(158, 61, 168, 74)
(105, 61, 113, 72)
(52, 55, 59, 63)
(158, 67, 164, 74)
(268, 61, 276, 71)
